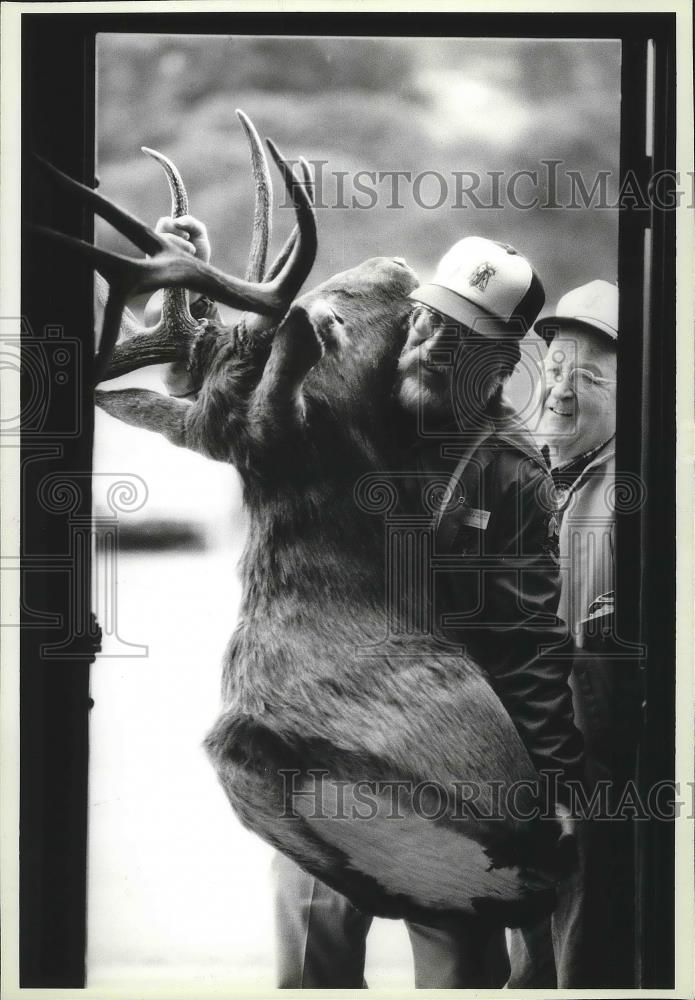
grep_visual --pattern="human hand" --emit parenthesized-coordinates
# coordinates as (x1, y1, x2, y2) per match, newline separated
(145, 216, 212, 399)
(144, 214, 212, 328)
(154, 215, 211, 265)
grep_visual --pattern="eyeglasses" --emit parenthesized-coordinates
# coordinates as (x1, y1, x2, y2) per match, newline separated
(415, 304, 451, 329)
(544, 366, 617, 391)
(413, 304, 472, 339)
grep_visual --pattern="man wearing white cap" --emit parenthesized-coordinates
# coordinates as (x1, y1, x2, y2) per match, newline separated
(534, 280, 619, 648)
(273, 238, 584, 988)
(507, 280, 639, 987)
(397, 238, 584, 808)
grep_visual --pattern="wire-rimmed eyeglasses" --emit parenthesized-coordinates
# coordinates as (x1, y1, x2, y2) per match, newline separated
(544, 366, 617, 390)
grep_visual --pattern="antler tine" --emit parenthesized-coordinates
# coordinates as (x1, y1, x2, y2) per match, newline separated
(262, 140, 317, 307)
(141, 146, 189, 216)
(236, 109, 272, 282)
(29, 224, 145, 288)
(298, 157, 315, 201)
(140, 146, 198, 337)
(99, 287, 133, 381)
(34, 156, 164, 257)
(95, 271, 144, 341)
(264, 157, 314, 283)
(98, 328, 180, 379)
(30, 224, 160, 382)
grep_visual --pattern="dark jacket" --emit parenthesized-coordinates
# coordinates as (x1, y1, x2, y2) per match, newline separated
(400, 394, 584, 802)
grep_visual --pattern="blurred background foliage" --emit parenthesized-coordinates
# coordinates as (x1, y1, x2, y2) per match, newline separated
(96, 35, 621, 312)
(94, 34, 621, 527)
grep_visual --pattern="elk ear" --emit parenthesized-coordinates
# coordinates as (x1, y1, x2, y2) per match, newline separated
(272, 299, 347, 375)
(245, 300, 345, 454)
(95, 388, 190, 450)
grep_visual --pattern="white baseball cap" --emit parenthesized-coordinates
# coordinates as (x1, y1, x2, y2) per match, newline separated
(409, 236, 545, 337)
(534, 279, 619, 345)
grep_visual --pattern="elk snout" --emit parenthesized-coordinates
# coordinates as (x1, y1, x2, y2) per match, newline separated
(370, 256, 419, 292)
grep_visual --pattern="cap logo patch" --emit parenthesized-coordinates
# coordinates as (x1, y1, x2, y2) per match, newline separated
(468, 262, 496, 292)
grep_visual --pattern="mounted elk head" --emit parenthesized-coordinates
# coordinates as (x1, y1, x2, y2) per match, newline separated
(34, 112, 564, 929)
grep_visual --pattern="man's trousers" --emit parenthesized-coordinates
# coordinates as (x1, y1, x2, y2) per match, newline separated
(507, 654, 640, 988)
(272, 852, 510, 989)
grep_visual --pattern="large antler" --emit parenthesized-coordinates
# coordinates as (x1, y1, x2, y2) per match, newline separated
(33, 131, 317, 384)
(94, 110, 285, 386)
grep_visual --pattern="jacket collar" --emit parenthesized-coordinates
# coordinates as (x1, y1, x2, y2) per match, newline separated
(550, 435, 615, 490)
(569, 437, 615, 492)
(405, 392, 549, 473)
(480, 394, 550, 472)
(551, 438, 615, 508)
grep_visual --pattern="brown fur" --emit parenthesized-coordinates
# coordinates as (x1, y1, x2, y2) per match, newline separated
(98, 256, 563, 925)
(41, 133, 566, 925)
(147, 257, 562, 925)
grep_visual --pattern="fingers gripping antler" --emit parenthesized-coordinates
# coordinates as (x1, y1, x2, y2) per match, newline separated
(33, 157, 188, 382)
(140, 146, 200, 339)
(92, 150, 201, 383)
(33, 140, 317, 383)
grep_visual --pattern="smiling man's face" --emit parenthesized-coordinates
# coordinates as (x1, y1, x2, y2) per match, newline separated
(536, 325, 617, 463)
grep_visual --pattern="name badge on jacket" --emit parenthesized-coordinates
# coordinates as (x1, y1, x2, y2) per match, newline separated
(456, 504, 491, 530)
(435, 503, 491, 556)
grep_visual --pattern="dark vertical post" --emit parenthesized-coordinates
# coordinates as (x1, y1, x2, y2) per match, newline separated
(617, 23, 676, 989)
(636, 28, 677, 989)
(20, 17, 97, 986)
(615, 35, 649, 988)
